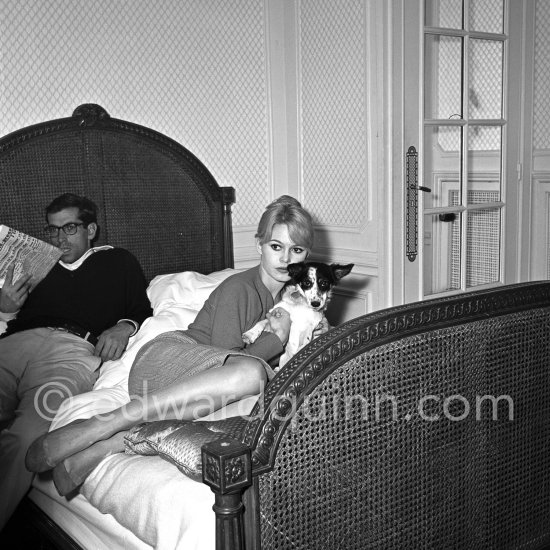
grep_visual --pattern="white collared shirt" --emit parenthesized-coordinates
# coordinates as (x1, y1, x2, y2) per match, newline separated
(58, 245, 113, 270)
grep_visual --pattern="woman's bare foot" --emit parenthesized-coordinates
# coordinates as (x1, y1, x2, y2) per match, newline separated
(52, 432, 127, 496)
(25, 416, 119, 473)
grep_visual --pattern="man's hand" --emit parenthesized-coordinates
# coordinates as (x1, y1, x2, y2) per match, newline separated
(265, 307, 291, 345)
(94, 322, 134, 362)
(0, 263, 32, 314)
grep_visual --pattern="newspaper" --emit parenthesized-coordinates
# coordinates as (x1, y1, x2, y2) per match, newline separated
(0, 225, 62, 290)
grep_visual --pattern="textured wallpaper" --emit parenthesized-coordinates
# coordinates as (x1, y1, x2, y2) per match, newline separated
(0, 0, 270, 227)
(298, 0, 369, 228)
(534, 0, 550, 151)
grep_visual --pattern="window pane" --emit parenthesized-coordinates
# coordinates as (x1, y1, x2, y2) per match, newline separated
(425, 0, 463, 29)
(466, 208, 501, 287)
(467, 126, 502, 203)
(424, 212, 462, 295)
(469, 39, 503, 119)
(469, 0, 504, 34)
(424, 125, 463, 208)
(425, 34, 463, 119)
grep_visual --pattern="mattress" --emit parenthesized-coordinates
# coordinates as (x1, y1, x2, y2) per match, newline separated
(30, 435, 217, 549)
(29, 476, 152, 550)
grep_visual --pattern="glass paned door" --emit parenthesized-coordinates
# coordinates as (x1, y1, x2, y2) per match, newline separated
(406, 0, 509, 299)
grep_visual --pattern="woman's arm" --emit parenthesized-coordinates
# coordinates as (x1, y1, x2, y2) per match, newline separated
(208, 279, 286, 363)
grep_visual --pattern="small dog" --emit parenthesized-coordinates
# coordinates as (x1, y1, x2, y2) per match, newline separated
(243, 262, 353, 368)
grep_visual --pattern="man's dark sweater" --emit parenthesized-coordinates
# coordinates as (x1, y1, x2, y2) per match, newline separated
(4, 248, 152, 338)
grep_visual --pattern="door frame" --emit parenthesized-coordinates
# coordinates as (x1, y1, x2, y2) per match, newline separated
(387, 0, 532, 307)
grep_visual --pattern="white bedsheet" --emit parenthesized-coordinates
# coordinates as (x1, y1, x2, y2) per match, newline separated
(30, 476, 152, 550)
(31, 397, 258, 550)
(53, 268, 238, 426)
(82, 454, 216, 550)
(29, 269, 250, 549)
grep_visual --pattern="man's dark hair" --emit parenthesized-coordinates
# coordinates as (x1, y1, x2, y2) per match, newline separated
(45, 193, 98, 226)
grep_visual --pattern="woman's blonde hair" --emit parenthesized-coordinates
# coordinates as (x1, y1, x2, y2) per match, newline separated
(255, 195, 314, 250)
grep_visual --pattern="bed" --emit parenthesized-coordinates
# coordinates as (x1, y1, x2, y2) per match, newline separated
(1, 105, 550, 550)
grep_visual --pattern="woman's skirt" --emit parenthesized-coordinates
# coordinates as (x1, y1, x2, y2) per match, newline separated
(128, 330, 274, 397)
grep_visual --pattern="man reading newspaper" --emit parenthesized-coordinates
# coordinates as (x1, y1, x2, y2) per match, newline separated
(0, 193, 152, 533)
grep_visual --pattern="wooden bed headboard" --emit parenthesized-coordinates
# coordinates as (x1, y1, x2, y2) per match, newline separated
(0, 104, 235, 282)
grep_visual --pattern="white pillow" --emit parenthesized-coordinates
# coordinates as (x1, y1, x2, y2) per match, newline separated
(147, 269, 237, 314)
(93, 269, 238, 390)
(0, 310, 14, 335)
(52, 269, 239, 429)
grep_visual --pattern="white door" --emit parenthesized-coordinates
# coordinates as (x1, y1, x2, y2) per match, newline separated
(396, 0, 526, 304)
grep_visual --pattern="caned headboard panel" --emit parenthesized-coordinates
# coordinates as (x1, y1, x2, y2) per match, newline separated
(0, 104, 235, 281)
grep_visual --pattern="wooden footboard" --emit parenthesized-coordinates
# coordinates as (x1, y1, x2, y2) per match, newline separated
(203, 281, 550, 550)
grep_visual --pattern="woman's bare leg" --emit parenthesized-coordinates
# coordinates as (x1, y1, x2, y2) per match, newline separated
(26, 357, 266, 472)
(52, 431, 127, 496)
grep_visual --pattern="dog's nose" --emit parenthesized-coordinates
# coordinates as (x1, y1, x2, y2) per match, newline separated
(311, 300, 321, 308)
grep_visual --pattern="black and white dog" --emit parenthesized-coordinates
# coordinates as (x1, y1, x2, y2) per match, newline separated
(243, 262, 354, 368)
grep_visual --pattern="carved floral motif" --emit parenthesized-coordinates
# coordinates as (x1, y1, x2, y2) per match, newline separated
(224, 457, 246, 485)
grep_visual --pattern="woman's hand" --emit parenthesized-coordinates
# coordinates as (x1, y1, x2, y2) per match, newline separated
(265, 307, 291, 345)
(313, 315, 331, 338)
(0, 263, 32, 314)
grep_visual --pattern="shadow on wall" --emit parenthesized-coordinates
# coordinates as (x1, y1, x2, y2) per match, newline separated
(325, 274, 370, 327)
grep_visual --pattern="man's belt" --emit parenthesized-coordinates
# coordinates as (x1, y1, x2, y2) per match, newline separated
(49, 324, 98, 346)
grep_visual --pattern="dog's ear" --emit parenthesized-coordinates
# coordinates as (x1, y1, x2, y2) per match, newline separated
(331, 263, 354, 281)
(287, 262, 307, 281)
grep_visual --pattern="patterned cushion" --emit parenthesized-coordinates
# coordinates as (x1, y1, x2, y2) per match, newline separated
(124, 420, 186, 455)
(124, 420, 230, 481)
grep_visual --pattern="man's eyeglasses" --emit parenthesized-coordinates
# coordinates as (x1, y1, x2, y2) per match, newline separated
(43, 222, 85, 238)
